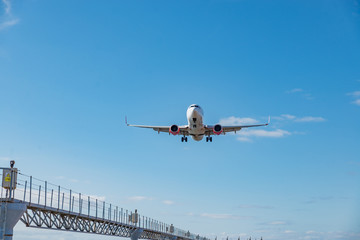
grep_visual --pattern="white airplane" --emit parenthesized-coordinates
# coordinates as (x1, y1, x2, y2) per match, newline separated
(126, 104, 269, 142)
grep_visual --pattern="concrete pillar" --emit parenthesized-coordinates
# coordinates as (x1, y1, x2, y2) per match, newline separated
(0, 202, 27, 240)
(130, 228, 144, 240)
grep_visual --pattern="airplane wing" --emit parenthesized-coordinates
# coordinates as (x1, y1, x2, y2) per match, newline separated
(204, 117, 270, 135)
(125, 117, 190, 135)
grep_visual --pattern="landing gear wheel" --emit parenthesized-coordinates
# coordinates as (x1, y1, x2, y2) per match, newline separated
(185, 137, 188, 142)
(181, 137, 184, 142)
(206, 137, 209, 142)
(210, 137, 212, 142)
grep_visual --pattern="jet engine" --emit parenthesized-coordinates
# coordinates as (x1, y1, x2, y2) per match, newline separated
(169, 125, 180, 135)
(213, 124, 223, 135)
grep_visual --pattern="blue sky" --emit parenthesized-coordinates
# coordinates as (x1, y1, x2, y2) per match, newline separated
(1, 0, 360, 239)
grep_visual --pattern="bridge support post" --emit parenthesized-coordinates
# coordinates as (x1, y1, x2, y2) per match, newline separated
(0, 202, 27, 240)
(130, 228, 144, 240)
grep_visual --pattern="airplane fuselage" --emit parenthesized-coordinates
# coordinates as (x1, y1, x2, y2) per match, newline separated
(186, 105, 205, 141)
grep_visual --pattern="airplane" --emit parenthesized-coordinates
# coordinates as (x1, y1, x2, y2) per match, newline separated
(126, 104, 269, 142)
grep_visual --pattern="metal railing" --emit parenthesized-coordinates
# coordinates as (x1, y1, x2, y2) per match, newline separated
(0, 168, 202, 240)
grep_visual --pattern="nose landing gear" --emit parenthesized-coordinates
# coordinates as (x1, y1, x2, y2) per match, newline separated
(206, 137, 212, 142)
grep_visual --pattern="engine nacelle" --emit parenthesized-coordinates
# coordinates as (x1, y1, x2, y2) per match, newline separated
(169, 125, 180, 135)
(213, 124, 223, 135)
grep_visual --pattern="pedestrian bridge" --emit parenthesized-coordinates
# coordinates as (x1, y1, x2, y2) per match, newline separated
(0, 165, 208, 240)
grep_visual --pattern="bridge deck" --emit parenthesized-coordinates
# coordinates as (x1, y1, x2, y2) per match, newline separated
(0, 168, 207, 240)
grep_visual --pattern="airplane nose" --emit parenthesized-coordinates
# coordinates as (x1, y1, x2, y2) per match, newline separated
(192, 108, 200, 116)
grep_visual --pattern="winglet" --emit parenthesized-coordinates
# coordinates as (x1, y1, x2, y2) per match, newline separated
(125, 116, 129, 126)
(267, 116, 271, 125)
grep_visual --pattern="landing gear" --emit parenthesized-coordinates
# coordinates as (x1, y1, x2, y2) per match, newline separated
(206, 137, 213, 142)
(181, 137, 188, 142)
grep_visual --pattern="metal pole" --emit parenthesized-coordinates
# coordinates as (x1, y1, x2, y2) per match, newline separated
(126, 210, 128, 224)
(29, 176, 32, 204)
(69, 190, 72, 212)
(61, 193, 64, 210)
(57, 186, 60, 209)
(121, 208, 123, 223)
(23, 181, 27, 202)
(37, 185, 41, 204)
(88, 196, 90, 217)
(95, 199, 98, 218)
(71, 196, 74, 212)
(79, 193, 81, 214)
(116, 206, 118, 222)
(110, 204, 112, 220)
(50, 189, 53, 207)
(80, 199, 83, 215)
(103, 202, 105, 219)
(45, 181, 47, 207)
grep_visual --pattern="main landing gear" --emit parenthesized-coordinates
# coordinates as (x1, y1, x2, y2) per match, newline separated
(206, 136, 212, 142)
(181, 137, 188, 142)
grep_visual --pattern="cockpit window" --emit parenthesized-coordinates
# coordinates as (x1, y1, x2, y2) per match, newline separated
(190, 104, 199, 108)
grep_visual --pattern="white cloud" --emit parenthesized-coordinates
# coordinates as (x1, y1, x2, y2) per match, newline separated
(275, 114, 326, 122)
(281, 114, 296, 120)
(0, 0, 19, 31)
(200, 213, 239, 220)
(221, 114, 325, 142)
(127, 196, 153, 201)
(286, 88, 303, 93)
(347, 91, 360, 97)
(353, 99, 360, 106)
(0, 18, 18, 30)
(237, 137, 252, 142)
(2, 0, 11, 14)
(162, 200, 175, 205)
(0, 156, 12, 162)
(295, 116, 326, 122)
(284, 230, 295, 234)
(347, 91, 360, 106)
(219, 116, 258, 125)
(238, 204, 273, 209)
(286, 88, 314, 100)
(238, 129, 290, 138)
(267, 221, 287, 225)
(219, 116, 292, 142)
